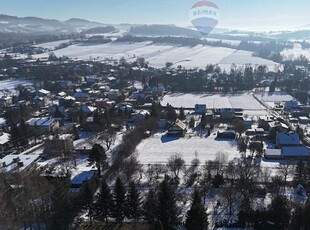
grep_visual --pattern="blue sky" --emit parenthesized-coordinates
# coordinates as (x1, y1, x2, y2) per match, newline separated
(2, 0, 310, 30)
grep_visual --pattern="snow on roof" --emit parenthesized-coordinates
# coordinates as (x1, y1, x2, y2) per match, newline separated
(265, 149, 282, 157)
(0, 132, 10, 145)
(137, 110, 150, 116)
(0, 154, 39, 173)
(71, 171, 95, 185)
(171, 119, 187, 130)
(27, 117, 55, 127)
(58, 92, 66, 97)
(64, 96, 76, 101)
(81, 105, 97, 113)
(40, 119, 55, 127)
(259, 115, 275, 121)
(38, 89, 50, 95)
(277, 132, 300, 145)
(282, 147, 310, 157)
(107, 76, 116, 81)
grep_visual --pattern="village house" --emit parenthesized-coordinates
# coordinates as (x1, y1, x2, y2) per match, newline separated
(145, 85, 165, 96)
(71, 171, 96, 192)
(284, 100, 299, 111)
(59, 96, 76, 107)
(0, 96, 13, 108)
(276, 132, 301, 149)
(48, 105, 65, 117)
(0, 131, 10, 155)
(80, 104, 97, 115)
(298, 116, 309, 125)
(217, 130, 236, 139)
(195, 104, 207, 114)
(73, 92, 89, 102)
(44, 134, 74, 157)
(33, 96, 50, 107)
(167, 119, 187, 136)
(117, 103, 133, 114)
(0, 154, 39, 173)
(265, 147, 310, 160)
(131, 110, 150, 123)
(133, 91, 146, 100)
(258, 115, 276, 131)
(218, 108, 235, 120)
(27, 117, 59, 131)
(245, 128, 265, 137)
(107, 89, 121, 101)
(37, 89, 51, 98)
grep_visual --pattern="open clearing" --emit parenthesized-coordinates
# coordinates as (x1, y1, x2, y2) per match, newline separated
(135, 131, 240, 165)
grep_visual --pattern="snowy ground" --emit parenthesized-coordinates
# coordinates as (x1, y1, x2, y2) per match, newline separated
(33, 41, 280, 71)
(34, 39, 72, 50)
(74, 130, 124, 160)
(281, 44, 310, 60)
(161, 92, 268, 117)
(254, 91, 295, 103)
(162, 92, 264, 109)
(0, 79, 33, 97)
(135, 131, 240, 165)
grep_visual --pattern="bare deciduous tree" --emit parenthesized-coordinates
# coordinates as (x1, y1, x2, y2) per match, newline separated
(122, 156, 140, 181)
(102, 132, 116, 151)
(167, 154, 186, 179)
(277, 163, 294, 190)
(260, 167, 272, 184)
(222, 186, 239, 216)
(153, 164, 167, 180)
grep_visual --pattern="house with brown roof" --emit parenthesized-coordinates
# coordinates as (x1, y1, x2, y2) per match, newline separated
(167, 119, 187, 136)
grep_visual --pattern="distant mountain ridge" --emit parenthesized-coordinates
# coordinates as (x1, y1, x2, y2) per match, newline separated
(0, 14, 309, 42)
(0, 14, 106, 34)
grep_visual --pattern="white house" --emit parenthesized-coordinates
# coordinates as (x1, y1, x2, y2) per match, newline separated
(37, 89, 51, 97)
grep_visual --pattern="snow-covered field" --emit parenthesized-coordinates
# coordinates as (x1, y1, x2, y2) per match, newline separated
(34, 39, 72, 50)
(0, 79, 33, 96)
(135, 132, 240, 165)
(281, 44, 310, 60)
(161, 92, 268, 117)
(254, 91, 295, 103)
(33, 41, 280, 71)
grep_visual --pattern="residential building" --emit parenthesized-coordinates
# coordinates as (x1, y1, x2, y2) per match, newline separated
(195, 104, 207, 114)
(276, 132, 301, 149)
(167, 119, 187, 136)
(44, 135, 74, 157)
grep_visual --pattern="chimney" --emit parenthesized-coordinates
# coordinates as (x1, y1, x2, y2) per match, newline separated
(13, 157, 20, 163)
